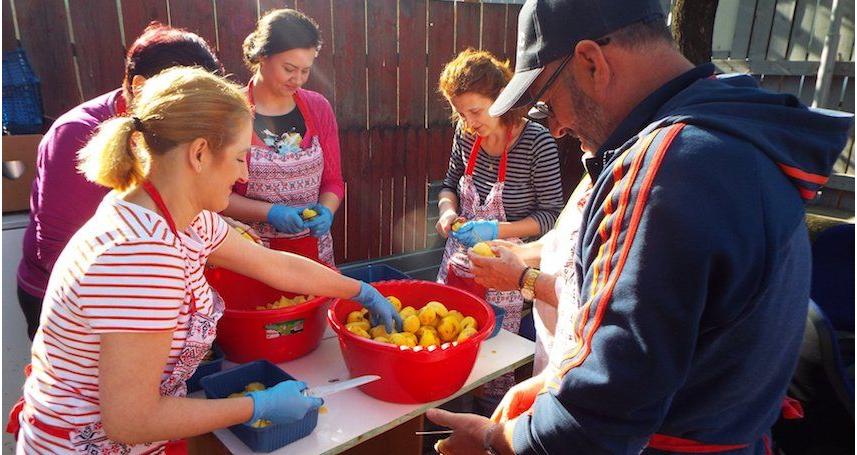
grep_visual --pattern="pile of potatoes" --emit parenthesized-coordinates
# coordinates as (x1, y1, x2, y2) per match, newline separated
(345, 297, 479, 350)
(228, 382, 271, 428)
(256, 294, 315, 310)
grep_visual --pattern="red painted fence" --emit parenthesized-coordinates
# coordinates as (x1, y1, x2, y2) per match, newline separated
(3, 0, 582, 263)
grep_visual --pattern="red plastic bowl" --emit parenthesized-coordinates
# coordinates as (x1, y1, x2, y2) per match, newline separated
(206, 266, 330, 363)
(328, 280, 495, 404)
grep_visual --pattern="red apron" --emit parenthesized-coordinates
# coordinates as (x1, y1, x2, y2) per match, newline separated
(436, 129, 525, 396)
(8, 182, 223, 454)
(240, 79, 333, 266)
(645, 398, 803, 453)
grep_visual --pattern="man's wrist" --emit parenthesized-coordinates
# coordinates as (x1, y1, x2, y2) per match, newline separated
(483, 422, 502, 455)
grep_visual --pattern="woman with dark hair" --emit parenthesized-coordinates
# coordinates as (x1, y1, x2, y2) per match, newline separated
(222, 9, 343, 267)
(16, 22, 224, 340)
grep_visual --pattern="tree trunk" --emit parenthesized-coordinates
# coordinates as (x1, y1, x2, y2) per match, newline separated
(671, 0, 720, 65)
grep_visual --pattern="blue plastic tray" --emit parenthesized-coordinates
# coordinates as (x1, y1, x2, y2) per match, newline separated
(186, 343, 224, 393)
(200, 360, 318, 452)
(339, 264, 410, 282)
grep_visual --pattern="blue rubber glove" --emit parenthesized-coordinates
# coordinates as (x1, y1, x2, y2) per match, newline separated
(246, 380, 323, 425)
(352, 282, 403, 333)
(304, 204, 333, 237)
(450, 219, 499, 247)
(267, 204, 307, 234)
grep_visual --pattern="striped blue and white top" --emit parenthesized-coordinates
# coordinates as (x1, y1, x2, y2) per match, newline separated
(441, 121, 564, 237)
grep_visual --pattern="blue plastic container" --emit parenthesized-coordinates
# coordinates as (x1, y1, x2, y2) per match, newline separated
(2, 48, 43, 134)
(186, 343, 224, 393)
(488, 303, 506, 338)
(340, 263, 410, 282)
(200, 360, 318, 452)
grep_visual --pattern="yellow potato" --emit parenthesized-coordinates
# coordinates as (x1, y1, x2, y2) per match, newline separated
(419, 330, 439, 347)
(425, 301, 448, 317)
(250, 419, 272, 428)
(415, 325, 438, 338)
(347, 311, 366, 324)
(446, 310, 464, 323)
(399, 306, 417, 320)
(228, 392, 246, 398)
(347, 325, 371, 339)
(245, 382, 266, 392)
(369, 325, 390, 338)
(390, 332, 416, 347)
(402, 315, 421, 334)
(347, 320, 371, 332)
(472, 242, 495, 257)
(302, 208, 318, 220)
(418, 306, 437, 326)
(437, 316, 461, 342)
(460, 316, 478, 331)
(386, 296, 402, 312)
(451, 219, 465, 232)
(457, 327, 478, 342)
(373, 336, 391, 344)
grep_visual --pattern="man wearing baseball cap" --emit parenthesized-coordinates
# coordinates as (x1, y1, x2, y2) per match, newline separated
(427, 0, 853, 453)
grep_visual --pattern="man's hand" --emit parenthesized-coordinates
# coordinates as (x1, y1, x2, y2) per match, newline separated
(469, 244, 527, 291)
(437, 209, 460, 238)
(491, 372, 546, 423)
(426, 408, 500, 455)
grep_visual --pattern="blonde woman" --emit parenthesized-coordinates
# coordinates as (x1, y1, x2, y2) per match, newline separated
(11, 67, 398, 454)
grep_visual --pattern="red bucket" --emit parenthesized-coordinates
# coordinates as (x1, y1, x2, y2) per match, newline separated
(207, 266, 330, 363)
(328, 280, 495, 404)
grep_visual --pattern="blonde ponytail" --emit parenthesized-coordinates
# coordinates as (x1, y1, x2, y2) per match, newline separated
(77, 116, 149, 192)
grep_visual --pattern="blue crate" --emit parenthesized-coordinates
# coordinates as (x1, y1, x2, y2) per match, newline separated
(340, 263, 410, 282)
(200, 360, 318, 453)
(488, 303, 506, 338)
(2, 48, 43, 134)
(186, 343, 224, 393)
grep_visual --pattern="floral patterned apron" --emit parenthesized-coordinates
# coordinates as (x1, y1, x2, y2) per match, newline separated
(436, 130, 524, 397)
(243, 80, 334, 267)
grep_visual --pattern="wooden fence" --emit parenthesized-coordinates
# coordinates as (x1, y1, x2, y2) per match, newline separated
(2, 0, 854, 263)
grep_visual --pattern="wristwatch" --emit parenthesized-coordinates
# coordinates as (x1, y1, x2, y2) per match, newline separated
(520, 267, 541, 302)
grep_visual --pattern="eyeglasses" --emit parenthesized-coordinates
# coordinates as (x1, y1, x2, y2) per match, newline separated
(525, 36, 611, 121)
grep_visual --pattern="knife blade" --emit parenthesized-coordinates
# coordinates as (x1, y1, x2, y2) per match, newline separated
(304, 375, 380, 398)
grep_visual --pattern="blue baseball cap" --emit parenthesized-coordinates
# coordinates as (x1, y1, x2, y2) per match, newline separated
(489, 0, 665, 117)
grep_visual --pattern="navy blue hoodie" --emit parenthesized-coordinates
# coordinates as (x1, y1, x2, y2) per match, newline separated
(512, 64, 854, 454)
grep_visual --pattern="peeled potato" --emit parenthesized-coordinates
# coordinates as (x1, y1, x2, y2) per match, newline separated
(402, 315, 421, 334)
(386, 296, 402, 312)
(347, 325, 371, 339)
(347, 320, 371, 332)
(245, 382, 266, 392)
(446, 310, 464, 323)
(302, 208, 318, 220)
(418, 306, 437, 326)
(399, 306, 417, 320)
(457, 327, 478, 342)
(425, 301, 449, 318)
(472, 242, 495, 257)
(347, 311, 366, 324)
(437, 316, 461, 342)
(460, 316, 477, 331)
(419, 330, 439, 347)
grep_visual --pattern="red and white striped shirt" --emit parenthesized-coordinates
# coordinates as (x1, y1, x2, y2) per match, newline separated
(18, 195, 228, 454)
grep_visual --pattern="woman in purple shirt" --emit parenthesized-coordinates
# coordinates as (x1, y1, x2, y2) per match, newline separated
(16, 23, 223, 340)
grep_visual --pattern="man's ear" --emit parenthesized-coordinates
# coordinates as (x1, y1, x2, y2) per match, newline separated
(187, 137, 209, 173)
(571, 40, 612, 101)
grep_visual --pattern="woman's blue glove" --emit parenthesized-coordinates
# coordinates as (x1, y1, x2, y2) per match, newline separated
(246, 380, 322, 425)
(267, 204, 307, 234)
(304, 204, 333, 237)
(352, 282, 402, 333)
(450, 219, 499, 247)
